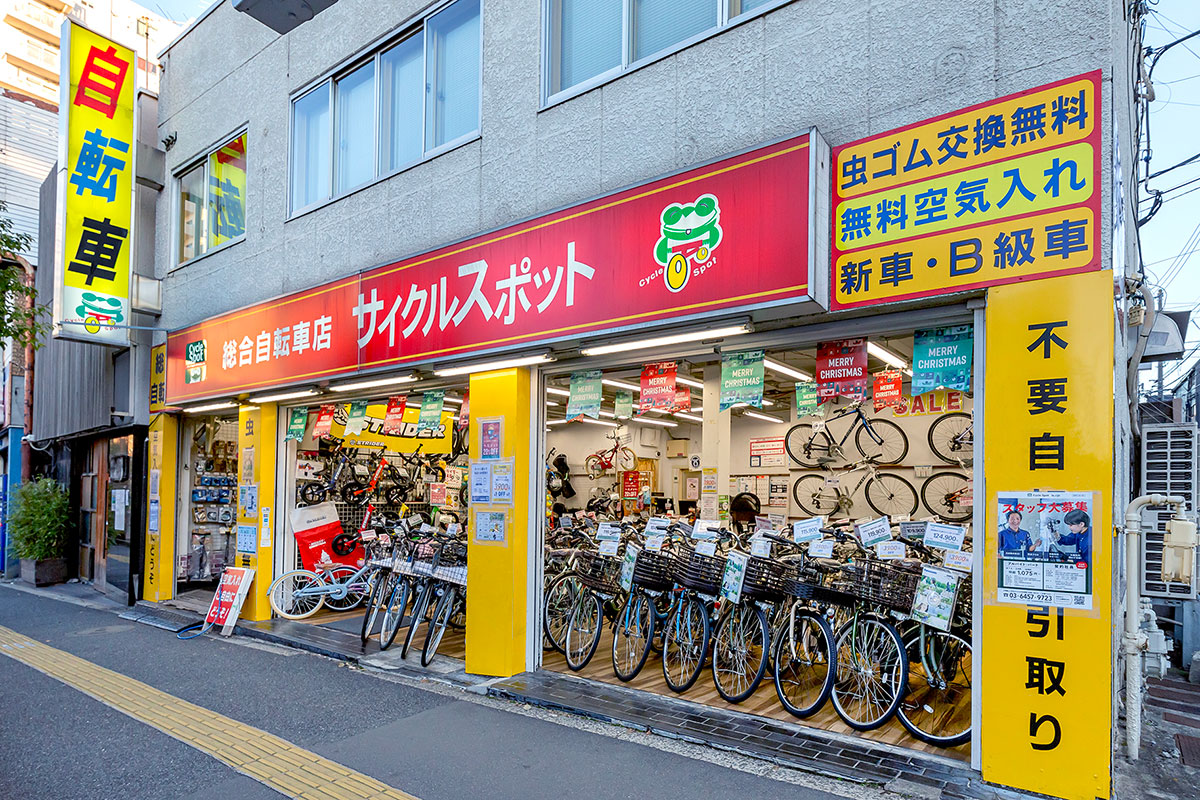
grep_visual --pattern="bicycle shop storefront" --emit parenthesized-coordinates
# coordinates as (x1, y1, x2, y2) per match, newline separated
(149, 70, 1118, 800)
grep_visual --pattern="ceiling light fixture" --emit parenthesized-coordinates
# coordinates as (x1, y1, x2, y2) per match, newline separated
(434, 354, 554, 377)
(547, 418, 570, 426)
(183, 401, 238, 413)
(580, 417, 620, 428)
(329, 375, 418, 392)
(247, 389, 318, 403)
(675, 375, 704, 389)
(546, 387, 571, 397)
(442, 396, 463, 405)
(580, 324, 751, 356)
(674, 412, 703, 423)
(764, 358, 812, 382)
(601, 378, 641, 392)
(631, 416, 678, 428)
(867, 342, 912, 374)
(743, 410, 786, 424)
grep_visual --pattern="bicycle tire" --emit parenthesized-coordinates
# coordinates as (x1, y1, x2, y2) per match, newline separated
(711, 603, 769, 703)
(662, 595, 710, 693)
(384, 485, 409, 506)
(422, 586, 457, 667)
(379, 576, 412, 650)
(543, 572, 581, 654)
(611, 591, 655, 682)
(616, 447, 638, 472)
(785, 423, 830, 469)
(773, 607, 836, 718)
(920, 472, 973, 523)
(401, 581, 433, 660)
(897, 629, 973, 746)
(267, 569, 326, 620)
(864, 473, 919, 518)
(928, 412, 973, 464)
(322, 565, 367, 611)
(831, 615, 908, 731)
(854, 418, 909, 465)
(341, 481, 369, 506)
(360, 573, 389, 644)
(564, 591, 604, 671)
(299, 482, 328, 505)
(585, 455, 604, 479)
(792, 475, 841, 516)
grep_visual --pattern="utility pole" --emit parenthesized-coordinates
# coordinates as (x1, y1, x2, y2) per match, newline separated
(1157, 288, 1165, 398)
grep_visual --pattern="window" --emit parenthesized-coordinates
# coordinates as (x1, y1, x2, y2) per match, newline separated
(290, 0, 482, 214)
(547, 0, 783, 100)
(177, 131, 248, 265)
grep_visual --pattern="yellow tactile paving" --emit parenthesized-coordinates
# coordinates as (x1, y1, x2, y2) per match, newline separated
(0, 626, 419, 800)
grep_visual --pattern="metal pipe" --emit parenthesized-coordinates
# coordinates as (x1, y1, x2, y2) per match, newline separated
(1123, 493, 1186, 759)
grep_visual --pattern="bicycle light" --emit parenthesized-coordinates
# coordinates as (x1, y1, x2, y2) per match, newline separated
(1162, 515, 1197, 584)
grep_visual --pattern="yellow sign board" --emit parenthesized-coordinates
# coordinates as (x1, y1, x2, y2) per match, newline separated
(208, 133, 247, 248)
(149, 343, 166, 414)
(325, 403, 453, 455)
(54, 22, 136, 345)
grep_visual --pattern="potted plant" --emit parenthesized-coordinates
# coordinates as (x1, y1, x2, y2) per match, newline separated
(9, 477, 69, 586)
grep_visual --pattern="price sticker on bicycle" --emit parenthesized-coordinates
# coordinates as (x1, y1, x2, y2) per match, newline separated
(692, 519, 721, 540)
(646, 517, 671, 533)
(811, 419, 826, 434)
(645, 534, 666, 552)
(360, 529, 377, 541)
(596, 522, 621, 541)
(446, 523, 462, 536)
(598, 539, 620, 557)
(793, 517, 823, 542)
(943, 549, 973, 573)
(900, 521, 928, 542)
(808, 539, 835, 558)
(695, 540, 718, 557)
(720, 552, 749, 604)
(620, 544, 640, 591)
(855, 516, 892, 547)
(924, 522, 966, 551)
(876, 541, 906, 559)
(750, 536, 772, 558)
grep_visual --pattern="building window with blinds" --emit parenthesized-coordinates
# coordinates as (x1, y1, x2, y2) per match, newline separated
(176, 131, 249, 266)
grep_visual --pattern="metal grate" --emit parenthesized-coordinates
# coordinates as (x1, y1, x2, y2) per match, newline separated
(1177, 734, 1200, 767)
(1140, 424, 1198, 598)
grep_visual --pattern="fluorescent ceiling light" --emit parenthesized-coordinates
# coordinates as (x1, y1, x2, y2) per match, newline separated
(329, 375, 417, 393)
(183, 401, 238, 414)
(674, 412, 703, 422)
(546, 387, 571, 397)
(867, 342, 910, 373)
(547, 418, 570, 426)
(546, 400, 559, 406)
(442, 396, 463, 405)
(581, 325, 750, 357)
(631, 416, 677, 427)
(580, 417, 620, 428)
(248, 389, 317, 403)
(761, 398, 775, 407)
(602, 378, 641, 392)
(743, 410, 786, 424)
(599, 410, 616, 418)
(434, 354, 554, 377)
(764, 358, 812, 382)
(675, 375, 703, 389)
(691, 406, 703, 413)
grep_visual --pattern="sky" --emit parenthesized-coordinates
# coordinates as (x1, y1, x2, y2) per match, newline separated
(144, 0, 213, 25)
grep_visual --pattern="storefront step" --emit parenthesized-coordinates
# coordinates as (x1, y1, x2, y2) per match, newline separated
(485, 671, 1026, 800)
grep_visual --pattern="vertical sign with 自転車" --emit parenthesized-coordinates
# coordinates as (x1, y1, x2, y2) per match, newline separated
(567, 369, 603, 420)
(149, 344, 166, 413)
(479, 418, 502, 460)
(912, 325, 973, 394)
(54, 22, 136, 346)
(719, 350, 764, 411)
(640, 361, 677, 411)
(981, 269, 1112, 799)
(816, 339, 868, 400)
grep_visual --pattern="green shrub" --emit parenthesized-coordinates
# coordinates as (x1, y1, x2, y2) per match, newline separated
(9, 478, 69, 561)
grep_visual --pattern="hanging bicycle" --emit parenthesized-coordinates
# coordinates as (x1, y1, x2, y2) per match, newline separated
(784, 398, 908, 468)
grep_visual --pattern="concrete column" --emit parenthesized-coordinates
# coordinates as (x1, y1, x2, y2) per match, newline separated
(701, 364, 732, 520)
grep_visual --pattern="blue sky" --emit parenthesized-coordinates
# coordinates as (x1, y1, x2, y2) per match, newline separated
(143, 0, 213, 24)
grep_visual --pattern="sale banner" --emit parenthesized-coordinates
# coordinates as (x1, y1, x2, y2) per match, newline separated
(381, 395, 408, 435)
(816, 339, 868, 400)
(640, 362, 677, 411)
(873, 371, 904, 411)
(312, 404, 337, 438)
(204, 567, 255, 635)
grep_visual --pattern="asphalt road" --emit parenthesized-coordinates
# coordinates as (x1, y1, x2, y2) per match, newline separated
(0, 588, 852, 800)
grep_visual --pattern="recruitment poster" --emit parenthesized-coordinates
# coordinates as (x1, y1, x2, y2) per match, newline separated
(995, 490, 1094, 609)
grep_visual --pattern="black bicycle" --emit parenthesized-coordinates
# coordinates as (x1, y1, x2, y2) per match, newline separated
(785, 398, 908, 468)
(298, 442, 362, 505)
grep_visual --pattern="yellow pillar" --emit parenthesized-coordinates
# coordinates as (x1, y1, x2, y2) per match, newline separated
(144, 413, 177, 602)
(981, 271, 1113, 799)
(465, 368, 531, 677)
(236, 402, 278, 622)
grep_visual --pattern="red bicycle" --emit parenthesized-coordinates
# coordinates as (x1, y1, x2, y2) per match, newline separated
(585, 432, 637, 478)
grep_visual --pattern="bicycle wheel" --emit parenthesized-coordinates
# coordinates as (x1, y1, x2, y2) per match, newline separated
(585, 455, 604, 479)
(616, 447, 638, 472)
(299, 482, 328, 505)
(928, 412, 973, 464)
(379, 575, 412, 650)
(360, 572, 390, 644)
(268, 569, 326, 620)
(864, 473, 919, 518)
(341, 481, 369, 506)
(831, 615, 908, 730)
(611, 591, 655, 681)
(421, 586, 458, 667)
(792, 475, 841, 516)
(322, 565, 368, 611)
(400, 581, 433, 660)
(855, 418, 909, 465)
(897, 629, 973, 746)
(921, 472, 972, 523)
(426, 464, 447, 483)
(543, 571, 582, 654)
(384, 485, 409, 506)
(711, 603, 769, 703)
(662, 596, 710, 693)
(785, 423, 834, 469)
(564, 590, 604, 671)
(773, 607, 836, 718)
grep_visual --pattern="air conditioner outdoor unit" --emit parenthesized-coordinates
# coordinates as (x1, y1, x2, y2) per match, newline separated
(1140, 423, 1198, 597)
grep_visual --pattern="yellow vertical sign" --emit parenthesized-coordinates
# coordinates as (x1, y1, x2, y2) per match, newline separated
(149, 344, 166, 414)
(208, 133, 247, 248)
(144, 414, 177, 602)
(982, 270, 1113, 799)
(55, 21, 136, 345)
(237, 402, 277, 621)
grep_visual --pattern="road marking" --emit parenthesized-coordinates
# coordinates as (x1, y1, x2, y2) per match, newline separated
(0, 625, 419, 799)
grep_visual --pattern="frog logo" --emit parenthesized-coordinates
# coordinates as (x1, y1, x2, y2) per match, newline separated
(654, 194, 722, 293)
(75, 291, 125, 335)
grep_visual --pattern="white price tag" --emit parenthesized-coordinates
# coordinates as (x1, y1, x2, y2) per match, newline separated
(419, 523, 435, 534)
(750, 537, 772, 558)
(824, 476, 840, 487)
(378, 533, 391, 546)
(944, 549, 974, 572)
(598, 540, 620, 557)
(695, 541, 718, 557)
(793, 517, 824, 542)
(925, 522, 966, 552)
(645, 535, 666, 553)
(646, 517, 671, 532)
(900, 521, 928, 542)
(596, 522, 621, 541)
(876, 541, 906, 559)
(360, 529, 377, 541)
(808, 539, 835, 558)
(692, 519, 721, 540)
(855, 516, 892, 547)
(812, 419, 826, 433)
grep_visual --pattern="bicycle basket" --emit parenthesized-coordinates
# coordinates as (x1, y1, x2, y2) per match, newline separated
(673, 544, 725, 596)
(631, 548, 675, 592)
(741, 557, 791, 602)
(575, 549, 624, 595)
(833, 559, 921, 611)
(439, 539, 468, 568)
(781, 561, 857, 606)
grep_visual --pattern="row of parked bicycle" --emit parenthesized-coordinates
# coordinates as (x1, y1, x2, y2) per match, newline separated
(542, 517, 973, 747)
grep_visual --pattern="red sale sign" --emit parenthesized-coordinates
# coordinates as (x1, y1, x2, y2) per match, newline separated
(166, 132, 825, 403)
(816, 339, 868, 400)
(205, 567, 255, 635)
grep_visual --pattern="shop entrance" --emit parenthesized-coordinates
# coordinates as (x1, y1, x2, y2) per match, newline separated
(539, 323, 976, 762)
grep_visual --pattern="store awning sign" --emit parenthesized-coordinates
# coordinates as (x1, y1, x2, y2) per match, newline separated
(285, 406, 309, 441)
(53, 22, 137, 346)
(912, 325, 973, 393)
(166, 131, 829, 403)
(719, 350, 764, 411)
(567, 369, 602, 420)
(815, 339, 868, 400)
(344, 400, 368, 436)
(382, 395, 408, 435)
(417, 391, 445, 433)
(640, 362, 677, 411)
(831, 72, 1101, 309)
(873, 371, 903, 411)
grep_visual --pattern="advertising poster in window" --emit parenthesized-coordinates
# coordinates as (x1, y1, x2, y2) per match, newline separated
(912, 325, 973, 393)
(996, 491, 1093, 609)
(815, 339, 868, 400)
(208, 133, 247, 248)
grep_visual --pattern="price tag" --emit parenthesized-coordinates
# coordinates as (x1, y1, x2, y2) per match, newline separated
(808, 539, 835, 558)
(378, 533, 391, 546)
(596, 522, 621, 541)
(645, 535, 666, 553)
(359, 529, 377, 541)
(646, 516, 671, 532)
(598, 540, 620, 557)
(560, 514, 574, 529)
(419, 523, 435, 534)
(695, 540, 718, 557)
(408, 514, 426, 528)
(900, 521, 928, 542)
(754, 515, 773, 532)
(750, 537, 772, 558)
(692, 519, 721, 540)
(855, 516, 892, 547)
(824, 476, 840, 487)
(793, 517, 823, 542)
(720, 552, 749, 604)
(619, 544, 640, 591)
(446, 523, 462, 536)
(876, 541, 906, 559)
(812, 419, 826, 433)
(767, 513, 786, 528)
(944, 549, 974, 572)
(925, 522, 966, 551)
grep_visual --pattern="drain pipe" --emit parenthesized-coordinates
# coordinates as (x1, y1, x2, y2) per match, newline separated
(1124, 493, 1186, 759)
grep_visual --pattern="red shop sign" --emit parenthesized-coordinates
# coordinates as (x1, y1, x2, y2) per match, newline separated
(166, 132, 826, 403)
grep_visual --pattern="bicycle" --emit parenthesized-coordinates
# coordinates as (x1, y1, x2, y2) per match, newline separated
(585, 432, 637, 478)
(399, 530, 467, 662)
(660, 528, 740, 693)
(920, 470, 972, 523)
(785, 398, 908, 468)
(791, 458, 918, 519)
(267, 531, 385, 621)
(341, 449, 414, 507)
(927, 411, 973, 464)
(395, 444, 448, 484)
(611, 524, 682, 681)
(563, 537, 628, 671)
(298, 441, 362, 505)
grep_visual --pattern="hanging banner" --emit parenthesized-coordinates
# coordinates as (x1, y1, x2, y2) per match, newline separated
(614, 391, 633, 419)
(53, 22, 136, 346)
(672, 387, 692, 412)
(381, 395, 408, 435)
(567, 369, 603, 420)
(285, 407, 309, 441)
(912, 325, 973, 394)
(891, 389, 966, 417)
(344, 400, 369, 436)
(640, 361, 677, 411)
(719, 349, 765, 411)
(457, 391, 470, 430)
(312, 404, 337, 439)
(418, 391, 445, 433)
(816, 339, 868, 400)
(873, 371, 904, 411)
(795, 381, 819, 416)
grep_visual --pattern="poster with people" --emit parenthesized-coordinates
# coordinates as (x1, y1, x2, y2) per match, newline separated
(995, 490, 1094, 609)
